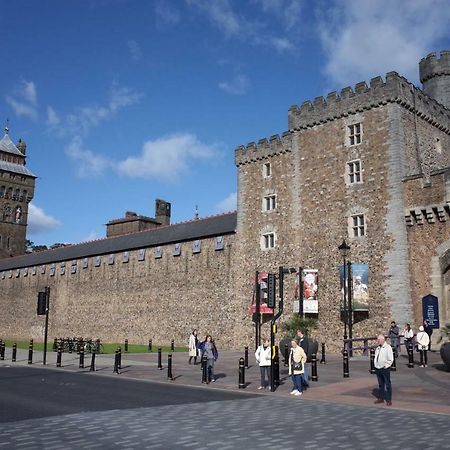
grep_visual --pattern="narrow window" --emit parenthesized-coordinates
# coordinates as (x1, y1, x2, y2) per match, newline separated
(348, 123, 362, 146)
(347, 160, 362, 184)
(351, 214, 365, 237)
(263, 194, 277, 211)
(263, 162, 272, 178)
(262, 232, 275, 249)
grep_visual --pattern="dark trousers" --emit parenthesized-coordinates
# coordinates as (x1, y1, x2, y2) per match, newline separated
(375, 367, 392, 401)
(259, 366, 270, 387)
(419, 350, 428, 366)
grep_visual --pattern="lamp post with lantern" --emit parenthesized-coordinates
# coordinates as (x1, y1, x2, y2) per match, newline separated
(338, 240, 350, 350)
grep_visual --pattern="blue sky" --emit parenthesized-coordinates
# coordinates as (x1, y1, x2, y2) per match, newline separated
(1, 0, 449, 246)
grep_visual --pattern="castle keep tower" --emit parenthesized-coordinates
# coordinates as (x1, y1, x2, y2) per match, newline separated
(420, 51, 450, 109)
(0, 127, 36, 257)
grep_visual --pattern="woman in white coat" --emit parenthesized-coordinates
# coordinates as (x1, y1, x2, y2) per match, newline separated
(255, 337, 271, 389)
(188, 329, 198, 365)
(416, 325, 430, 367)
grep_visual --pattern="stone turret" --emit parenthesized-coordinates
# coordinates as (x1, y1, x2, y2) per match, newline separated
(419, 50, 450, 109)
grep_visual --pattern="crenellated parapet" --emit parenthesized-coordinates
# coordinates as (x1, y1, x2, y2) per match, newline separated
(288, 71, 450, 132)
(235, 131, 293, 166)
(419, 51, 450, 83)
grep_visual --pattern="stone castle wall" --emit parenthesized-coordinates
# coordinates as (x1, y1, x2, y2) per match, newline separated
(0, 235, 240, 349)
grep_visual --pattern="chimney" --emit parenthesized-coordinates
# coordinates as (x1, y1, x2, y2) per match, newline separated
(155, 199, 171, 226)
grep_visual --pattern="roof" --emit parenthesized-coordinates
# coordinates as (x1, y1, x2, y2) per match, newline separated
(0, 212, 237, 271)
(0, 160, 36, 177)
(0, 133, 24, 156)
(107, 215, 160, 225)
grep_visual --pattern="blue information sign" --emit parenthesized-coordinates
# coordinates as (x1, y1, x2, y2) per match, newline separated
(422, 294, 440, 329)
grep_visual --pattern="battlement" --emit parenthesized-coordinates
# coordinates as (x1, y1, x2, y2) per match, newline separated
(234, 131, 293, 166)
(288, 71, 450, 131)
(419, 51, 450, 83)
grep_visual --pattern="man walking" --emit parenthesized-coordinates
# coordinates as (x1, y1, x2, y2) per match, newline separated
(374, 334, 393, 406)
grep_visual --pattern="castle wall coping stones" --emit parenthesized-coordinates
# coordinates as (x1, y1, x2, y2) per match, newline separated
(0, 212, 237, 271)
(288, 72, 450, 132)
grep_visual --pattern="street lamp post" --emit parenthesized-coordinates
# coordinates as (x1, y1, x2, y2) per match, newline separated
(338, 240, 350, 350)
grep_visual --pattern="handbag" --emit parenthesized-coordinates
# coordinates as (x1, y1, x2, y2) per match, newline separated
(292, 360, 303, 371)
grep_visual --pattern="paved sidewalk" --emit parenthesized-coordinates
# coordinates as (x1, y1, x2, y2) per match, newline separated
(2, 346, 449, 415)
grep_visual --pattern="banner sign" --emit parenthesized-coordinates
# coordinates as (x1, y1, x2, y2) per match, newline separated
(422, 294, 439, 329)
(340, 263, 369, 309)
(294, 269, 319, 313)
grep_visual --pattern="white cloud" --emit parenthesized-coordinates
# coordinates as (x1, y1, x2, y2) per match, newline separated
(219, 74, 250, 95)
(187, 0, 240, 37)
(66, 136, 113, 178)
(252, 0, 303, 30)
(188, 0, 295, 53)
(6, 80, 38, 120)
(271, 37, 294, 53)
(28, 203, 61, 234)
(128, 39, 142, 61)
(79, 231, 100, 243)
(54, 83, 143, 137)
(215, 192, 237, 213)
(117, 133, 219, 180)
(154, 1, 180, 26)
(46, 106, 60, 126)
(318, 0, 450, 86)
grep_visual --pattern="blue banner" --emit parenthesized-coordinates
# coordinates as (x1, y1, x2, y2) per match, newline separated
(422, 294, 440, 329)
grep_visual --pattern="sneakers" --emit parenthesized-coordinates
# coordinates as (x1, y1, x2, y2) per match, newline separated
(258, 386, 264, 390)
(386, 401, 392, 406)
(290, 389, 299, 395)
(212, 378, 216, 382)
(294, 391, 303, 396)
(374, 399, 384, 404)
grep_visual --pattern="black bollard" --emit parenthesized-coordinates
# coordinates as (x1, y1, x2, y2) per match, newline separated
(157, 347, 163, 369)
(53, 338, 57, 352)
(168, 354, 174, 381)
(284, 344, 289, 367)
(0, 342, 5, 360)
(343, 350, 349, 378)
(273, 346, 280, 386)
(117, 346, 122, 369)
(148, 339, 152, 352)
(171, 339, 175, 352)
(90, 352, 96, 371)
(369, 347, 375, 374)
(124, 339, 128, 353)
(56, 345, 62, 367)
(79, 348, 85, 369)
(113, 348, 120, 374)
(12, 343, 17, 363)
(320, 342, 326, 364)
(68, 338, 73, 354)
(244, 346, 249, 368)
(28, 341, 33, 365)
(391, 346, 397, 372)
(238, 357, 245, 388)
(201, 356, 208, 384)
(311, 353, 318, 381)
(408, 342, 414, 368)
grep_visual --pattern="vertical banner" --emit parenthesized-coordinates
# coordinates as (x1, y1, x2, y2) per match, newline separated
(295, 269, 319, 313)
(340, 263, 369, 309)
(422, 294, 439, 329)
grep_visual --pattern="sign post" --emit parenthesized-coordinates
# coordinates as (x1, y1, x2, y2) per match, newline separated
(422, 294, 439, 329)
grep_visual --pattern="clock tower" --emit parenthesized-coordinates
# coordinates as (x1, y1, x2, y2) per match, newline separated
(0, 126, 36, 258)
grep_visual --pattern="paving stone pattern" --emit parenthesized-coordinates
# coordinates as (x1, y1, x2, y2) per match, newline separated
(1, 397, 449, 450)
